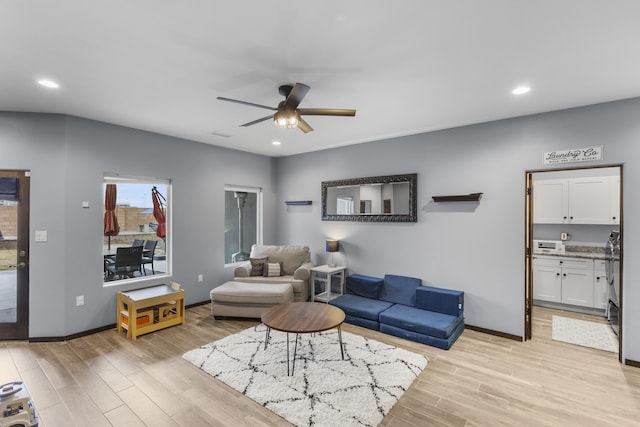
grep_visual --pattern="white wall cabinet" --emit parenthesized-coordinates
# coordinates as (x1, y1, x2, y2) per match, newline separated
(610, 175, 620, 225)
(533, 176, 619, 225)
(533, 256, 596, 308)
(533, 179, 568, 224)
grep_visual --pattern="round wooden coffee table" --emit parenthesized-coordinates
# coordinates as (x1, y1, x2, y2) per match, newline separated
(261, 302, 346, 375)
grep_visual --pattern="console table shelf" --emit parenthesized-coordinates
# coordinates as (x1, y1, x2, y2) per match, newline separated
(116, 283, 185, 340)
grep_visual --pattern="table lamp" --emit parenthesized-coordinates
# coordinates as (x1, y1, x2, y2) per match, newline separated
(326, 239, 339, 267)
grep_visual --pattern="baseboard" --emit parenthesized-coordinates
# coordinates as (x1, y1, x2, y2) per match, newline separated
(30, 323, 116, 342)
(28, 301, 212, 343)
(625, 359, 640, 368)
(465, 324, 523, 342)
(186, 299, 211, 309)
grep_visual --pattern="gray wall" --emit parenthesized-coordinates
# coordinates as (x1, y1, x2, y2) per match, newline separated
(2, 98, 640, 363)
(0, 113, 276, 337)
(275, 98, 640, 363)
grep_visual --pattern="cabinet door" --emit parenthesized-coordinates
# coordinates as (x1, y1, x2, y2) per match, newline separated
(533, 179, 568, 224)
(594, 261, 607, 309)
(568, 177, 610, 224)
(610, 175, 620, 225)
(561, 267, 594, 307)
(533, 264, 562, 302)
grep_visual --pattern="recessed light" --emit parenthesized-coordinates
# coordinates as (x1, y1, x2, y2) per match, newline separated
(37, 79, 60, 89)
(272, 141, 281, 146)
(512, 85, 530, 95)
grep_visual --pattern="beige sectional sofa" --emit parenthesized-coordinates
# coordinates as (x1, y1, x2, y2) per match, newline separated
(233, 244, 314, 302)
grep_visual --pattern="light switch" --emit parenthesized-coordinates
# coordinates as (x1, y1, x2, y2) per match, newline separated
(82, 201, 90, 208)
(35, 230, 48, 242)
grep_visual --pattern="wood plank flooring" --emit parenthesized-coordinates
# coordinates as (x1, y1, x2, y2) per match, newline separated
(2, 305, 639, 426)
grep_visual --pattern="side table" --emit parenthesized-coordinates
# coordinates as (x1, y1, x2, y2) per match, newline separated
(116, 282, 185, 340)
(310, 265, 346, 302)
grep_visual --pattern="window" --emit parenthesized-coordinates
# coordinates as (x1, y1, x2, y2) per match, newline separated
(103, 175, 171, 284)
(225, 186, 262, 265)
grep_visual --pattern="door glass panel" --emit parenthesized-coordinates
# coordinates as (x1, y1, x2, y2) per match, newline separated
(0, 199, 18, 322)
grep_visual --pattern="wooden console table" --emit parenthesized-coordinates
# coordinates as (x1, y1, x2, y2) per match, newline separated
(116, 283, 185, 340)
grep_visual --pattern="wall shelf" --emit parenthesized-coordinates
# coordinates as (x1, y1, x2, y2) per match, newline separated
(285, 200, 312, 206)
(432, 193, 483, 202)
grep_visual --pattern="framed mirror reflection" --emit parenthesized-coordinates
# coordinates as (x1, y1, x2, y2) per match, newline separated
(321, 173, 417, 222)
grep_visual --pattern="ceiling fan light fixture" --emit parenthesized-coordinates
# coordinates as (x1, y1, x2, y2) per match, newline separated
(274, 110, 299, 128)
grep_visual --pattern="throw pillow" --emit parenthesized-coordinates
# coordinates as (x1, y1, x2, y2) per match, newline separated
(249, 257, 268, 276)
(263, 261, 283, 277)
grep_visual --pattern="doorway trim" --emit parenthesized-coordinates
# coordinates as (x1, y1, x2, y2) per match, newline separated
(524, 164, 623, 362)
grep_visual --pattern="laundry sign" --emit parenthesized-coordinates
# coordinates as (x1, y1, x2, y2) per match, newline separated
(543, 146, 603, 165)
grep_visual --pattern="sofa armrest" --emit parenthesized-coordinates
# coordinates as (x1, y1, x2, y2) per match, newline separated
(415, 286, 464, 316)
(234, 262, 251, 277)
(293, 262, 315, 281)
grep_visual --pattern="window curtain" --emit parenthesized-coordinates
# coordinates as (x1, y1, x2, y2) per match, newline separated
(0, 177, 18, 202)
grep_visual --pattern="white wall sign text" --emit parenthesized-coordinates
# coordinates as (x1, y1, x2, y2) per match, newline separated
(543, 146, 603, 164)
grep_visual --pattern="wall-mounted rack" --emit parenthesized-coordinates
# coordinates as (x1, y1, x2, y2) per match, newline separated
(432, 193, 483, 202)
(285, 200, 312, 206)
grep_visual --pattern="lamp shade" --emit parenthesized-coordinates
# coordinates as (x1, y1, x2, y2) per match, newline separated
(325, 239, 339, 253)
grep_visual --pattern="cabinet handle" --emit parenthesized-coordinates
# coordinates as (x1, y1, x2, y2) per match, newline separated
(563, 273, 567, 277)
(570, 216, 574, 220)
(559, 260, 563, 264)
(596, 276, 601, 281)
(613, 217, 616, 220)
(563, 216, 568, 219)
(556, 273, 560, 277)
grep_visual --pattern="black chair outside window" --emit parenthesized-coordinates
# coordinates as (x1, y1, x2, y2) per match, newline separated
(132, 239, 145, 247)
(105, 246, 144, 280)
(142, 240, 158, 275)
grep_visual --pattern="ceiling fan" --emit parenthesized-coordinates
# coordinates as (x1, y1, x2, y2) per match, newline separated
(217, 83, 356, 133)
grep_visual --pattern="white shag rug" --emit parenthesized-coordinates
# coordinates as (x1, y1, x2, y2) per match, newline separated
(183, 325, 427, 427)
(552, 315, 618, 353)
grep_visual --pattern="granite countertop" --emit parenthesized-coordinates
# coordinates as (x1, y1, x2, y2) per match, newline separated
(534, 245, 608, 260)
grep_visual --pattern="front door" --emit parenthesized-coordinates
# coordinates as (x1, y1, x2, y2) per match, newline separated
(0, 170, 30, 339)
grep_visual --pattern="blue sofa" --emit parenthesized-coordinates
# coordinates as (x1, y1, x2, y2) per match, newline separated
(329, 274, 464, 350)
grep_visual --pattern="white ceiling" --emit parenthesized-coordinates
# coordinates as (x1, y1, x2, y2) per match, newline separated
(2, 1, 640, 157)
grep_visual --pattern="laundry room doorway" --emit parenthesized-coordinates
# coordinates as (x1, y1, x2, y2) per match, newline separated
(524, 165, 622, 361)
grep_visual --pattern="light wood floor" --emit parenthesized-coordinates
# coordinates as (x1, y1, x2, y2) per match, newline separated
(2, 305, 639, 427)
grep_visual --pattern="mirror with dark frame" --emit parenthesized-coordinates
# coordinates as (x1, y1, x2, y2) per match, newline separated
(321, 173, 417, 222)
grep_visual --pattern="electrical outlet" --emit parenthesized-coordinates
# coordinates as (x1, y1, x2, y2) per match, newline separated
(197, 274, 203, 283)
(560, 232, 568, 241)
(76, 295, 84, 306)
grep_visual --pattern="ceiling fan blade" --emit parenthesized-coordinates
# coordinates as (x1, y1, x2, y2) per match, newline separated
(297, 108, 356, 117)
(240, 115, 274, 127)
(297, 117, 313, 133)
(217, 96, 276, 111)
(283, 83, 310, 110)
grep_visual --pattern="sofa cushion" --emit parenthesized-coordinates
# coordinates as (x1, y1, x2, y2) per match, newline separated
(379, 274, 422, 306)
(379, 304, 463, 339)
(380, 322, 464, 350)
(329, 294, 394, 322)
(233, 276, 307, 302)
(346, 274, 383, 299)
(249, 257, 267, 276)
(263, 261, 283, 277)
(343, 314, 381, 331)
(250, 245, 311, 275)
(210, 281, 292, 305)
(415, 286, 464, 316)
